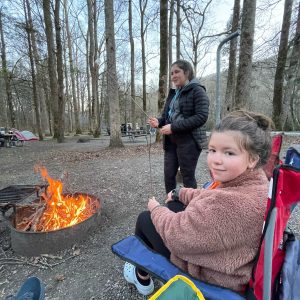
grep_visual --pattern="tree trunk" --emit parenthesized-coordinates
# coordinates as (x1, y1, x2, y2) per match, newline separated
(224, 0, 240, 116)
(176, 0, 181, 60)
(235, 0, 256, 109)
(87, 0, 98, 135)
(283, 1, 300, 130)
(158, 0, 168, 115)
(168, 0, 174, 89)
(24, 0, 43, 140)
(128, 0, 136, 128)
(93, 0, 100, 138)
(85, 30, 92, 132)
(63, 27, 71, 133)
(63, 0, 81, 134)
(0, 11, 15, 128)
(272, 0, 293, 130)
(54, 0, 65, 142)
(104, 0, 123, 148)
(156, 0, 169, 143)
(43, 0, 60, 139)
(30, 20, 49, 134)
(140, 0, 147, 115)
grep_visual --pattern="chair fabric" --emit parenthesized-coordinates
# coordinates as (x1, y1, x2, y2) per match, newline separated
(262, 134, 283, 180)
(112, 235, 245, 300)
(251, 165, 300, 300)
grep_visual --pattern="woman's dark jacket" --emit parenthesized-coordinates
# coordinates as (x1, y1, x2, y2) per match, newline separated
(157, 79, 209, 150)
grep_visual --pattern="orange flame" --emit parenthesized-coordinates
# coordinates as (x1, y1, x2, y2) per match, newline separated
(34, 165, 99, 232)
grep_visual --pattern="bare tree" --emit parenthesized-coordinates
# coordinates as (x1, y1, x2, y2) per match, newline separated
(272, 0, 293, 129)
(23, 0, 43, 140)
(180, 0, 218, 74)
(0, 10, 15, 128)
(139, 0, 148, 112)
(104, 0, 123, 147)
(158, 0, 168, 118)
(42, 0, 61, 139)
(54, 0, 65, 142)
(168, 0, 175, 88)
(63, 0, 81, 134)
(128, 0, 136, 127)
(87, 0, 99, 136)
(283, 1, 300, 130)
(224, 0, 240, 115)
(26, 3, 50, 134)
(235, 0, 256, 109)
(176, 0, 181, 60)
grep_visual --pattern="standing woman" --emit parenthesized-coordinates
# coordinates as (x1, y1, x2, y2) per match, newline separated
(149, 59, 209, 193)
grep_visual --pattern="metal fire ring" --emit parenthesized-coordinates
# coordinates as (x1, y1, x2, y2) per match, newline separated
(8, 193, 102, 257)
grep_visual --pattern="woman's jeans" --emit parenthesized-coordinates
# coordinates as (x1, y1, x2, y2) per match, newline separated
(164, 135, 201, 193)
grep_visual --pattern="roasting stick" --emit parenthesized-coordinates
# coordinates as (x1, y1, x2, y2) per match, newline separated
(129, 96, 155, 197)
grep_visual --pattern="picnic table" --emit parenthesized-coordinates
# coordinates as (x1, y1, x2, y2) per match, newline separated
(127, 130, 148, 142)
(0, 133, 24, 147)
(0, 133, 16, 147)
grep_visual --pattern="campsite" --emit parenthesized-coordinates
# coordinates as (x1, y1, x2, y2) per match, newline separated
(0, 134, 299, 299)
(0, 0, 300, 299)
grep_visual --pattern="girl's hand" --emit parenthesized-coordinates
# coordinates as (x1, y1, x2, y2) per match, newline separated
(160, 124, 172, 135)
(148, 197, 160, 212)
(165, 191, 173, 203)
(149, 117, 159, 128)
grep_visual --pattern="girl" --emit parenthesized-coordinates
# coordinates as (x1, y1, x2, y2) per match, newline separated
(124, 110, 274, 296)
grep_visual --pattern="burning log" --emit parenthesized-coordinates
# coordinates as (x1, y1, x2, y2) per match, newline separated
(15, 203, 46, 231)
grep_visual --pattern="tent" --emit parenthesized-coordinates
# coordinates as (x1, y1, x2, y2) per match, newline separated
(14, 130, 38, 141)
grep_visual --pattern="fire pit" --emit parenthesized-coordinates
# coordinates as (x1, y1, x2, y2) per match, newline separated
(0, 167, 102, 256)
(9, 193, 101, 257)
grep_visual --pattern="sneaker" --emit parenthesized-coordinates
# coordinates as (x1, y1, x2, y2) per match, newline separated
(123, 262, 154, 296)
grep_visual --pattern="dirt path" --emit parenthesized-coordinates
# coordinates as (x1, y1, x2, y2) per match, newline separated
(0, 134, 299, 299)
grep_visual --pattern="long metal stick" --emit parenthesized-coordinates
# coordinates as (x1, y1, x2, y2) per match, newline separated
(216, 30, 240, 125)
(127, 94, 155, 197)
(128, 95, 151, 119)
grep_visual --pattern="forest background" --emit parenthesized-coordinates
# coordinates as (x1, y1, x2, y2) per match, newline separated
(0, 0, 299, 147)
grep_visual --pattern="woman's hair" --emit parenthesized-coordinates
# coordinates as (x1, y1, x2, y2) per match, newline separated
(171, 59, 195, 80)
(212, 110, 275, 167)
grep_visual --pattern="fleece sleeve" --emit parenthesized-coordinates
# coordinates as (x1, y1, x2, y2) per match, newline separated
(179, 187, 203, 206)
(150, 196, 223, 256)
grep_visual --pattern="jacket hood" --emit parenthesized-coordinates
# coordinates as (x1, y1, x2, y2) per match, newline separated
(181, 78, 206, 92)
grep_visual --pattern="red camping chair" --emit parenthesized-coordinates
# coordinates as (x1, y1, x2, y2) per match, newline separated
(262, 134, 283, 180)
(249, 164, 300, 299)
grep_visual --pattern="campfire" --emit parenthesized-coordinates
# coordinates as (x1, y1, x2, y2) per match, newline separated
(14, 165, 100, 232)
(0, 165, 102, 256)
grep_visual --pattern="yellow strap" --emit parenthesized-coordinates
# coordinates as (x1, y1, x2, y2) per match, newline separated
(149, 274, 205, 299)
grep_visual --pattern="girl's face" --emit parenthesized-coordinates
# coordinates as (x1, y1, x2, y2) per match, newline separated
(207, 131, 259, 183)
(171, 65, 189, 88)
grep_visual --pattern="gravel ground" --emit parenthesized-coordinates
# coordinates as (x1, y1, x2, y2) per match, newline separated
(0, 134, 299, 300)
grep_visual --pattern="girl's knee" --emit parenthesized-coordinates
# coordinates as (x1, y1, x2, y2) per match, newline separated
(136, 210, 151, 227)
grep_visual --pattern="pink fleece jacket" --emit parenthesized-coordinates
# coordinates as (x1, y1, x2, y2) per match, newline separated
(151, 168, 268, 292)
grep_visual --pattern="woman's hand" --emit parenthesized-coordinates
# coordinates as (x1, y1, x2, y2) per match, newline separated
(149, 117, 159, 128)
(160, 124, 172, 135)
(148, 196, 160, 212)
